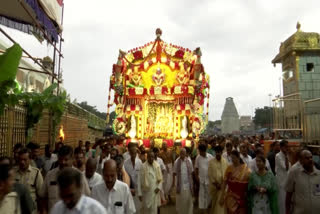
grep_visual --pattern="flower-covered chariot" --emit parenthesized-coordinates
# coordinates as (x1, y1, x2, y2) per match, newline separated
(106, 29, 210, 147)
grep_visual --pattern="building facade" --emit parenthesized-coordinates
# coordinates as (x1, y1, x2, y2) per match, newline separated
(272, 23, 320, 113)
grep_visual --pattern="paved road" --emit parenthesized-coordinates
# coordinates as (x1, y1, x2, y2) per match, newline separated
(159, 199, 200, 214)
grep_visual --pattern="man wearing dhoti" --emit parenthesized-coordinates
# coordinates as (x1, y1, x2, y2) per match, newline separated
(173, 148, 194, 214)
(275, 140, 290, 214)
(138, 151, 163, 214)
(159, 142, 174, 202)
(195, 143, 213, 214)
(208, 145, 228, 214)
(124, 143, 142, 213)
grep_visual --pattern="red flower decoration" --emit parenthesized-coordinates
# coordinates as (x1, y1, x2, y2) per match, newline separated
(175, 49, 185, 58)
(162, 87, 168, 94)
(198, 93, 205, 105)
(133, 50, 143, 60)
(149, 87, 155, 95)
(174, 62, 180, 70)
(128, 88, 135, 95)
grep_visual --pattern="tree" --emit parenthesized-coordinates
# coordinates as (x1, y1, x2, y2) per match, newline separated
(204, 120, 221, 135)
(253, 106, 273, 128)
(77, 101, 106, 120)
(108, 111, 116, 125)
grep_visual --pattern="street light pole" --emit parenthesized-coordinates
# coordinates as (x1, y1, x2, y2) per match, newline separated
(268, 94, 272, 135)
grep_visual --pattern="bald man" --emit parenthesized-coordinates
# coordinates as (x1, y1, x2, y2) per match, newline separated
(285, 150, 320, 214)
(92, 159, 135, 214)
(85, 158, 103, 190)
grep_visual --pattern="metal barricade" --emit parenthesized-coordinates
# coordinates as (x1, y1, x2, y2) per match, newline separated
(304, 98, 320, 144)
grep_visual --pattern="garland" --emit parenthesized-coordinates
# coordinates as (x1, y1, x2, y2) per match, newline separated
(122, 40, 158, 67)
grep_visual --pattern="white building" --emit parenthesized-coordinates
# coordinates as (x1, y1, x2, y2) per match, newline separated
(221, 97, 240, 134)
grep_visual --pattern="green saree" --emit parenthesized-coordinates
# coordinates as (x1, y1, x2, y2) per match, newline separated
(248, 171, 279, 214)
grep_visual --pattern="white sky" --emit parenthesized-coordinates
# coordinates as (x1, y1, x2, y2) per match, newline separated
(1, 0, 320, 120)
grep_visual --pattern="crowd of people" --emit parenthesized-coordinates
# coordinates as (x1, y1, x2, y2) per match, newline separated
(0, 135, 320, 214)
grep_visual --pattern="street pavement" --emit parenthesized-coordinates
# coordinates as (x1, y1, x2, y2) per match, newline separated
(159, 198, 200, 214)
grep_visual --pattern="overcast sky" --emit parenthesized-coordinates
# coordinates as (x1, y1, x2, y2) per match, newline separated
(1, 0, 320, 121)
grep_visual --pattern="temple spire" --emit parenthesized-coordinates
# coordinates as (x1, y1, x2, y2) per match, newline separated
(296, 21, 301, 32)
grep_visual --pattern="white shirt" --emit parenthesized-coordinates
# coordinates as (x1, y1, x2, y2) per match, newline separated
(240, 154, 252, 166)
(290, 161, 302, 172)
(50, 195, 107, 214)
(96, 154, 110, 174)
(124, 157, 142, 189)
(173, 158, 193, 190)
(86, 172, 104, 190)
(92, 180, 136, 214)
(222, 152, 232, 164)
(123, 152, 130, 161)
(275, 151, 291, 187)
(249, 158, 272, 173)
(195, 153, 213, 185)
(44, 154, 58, 173)
(156, 157, 166, 172)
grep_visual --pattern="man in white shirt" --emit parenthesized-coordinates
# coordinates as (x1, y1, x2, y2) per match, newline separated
(74, 148, 86, 173)
(239, 143, 252, 166)
(50, 167, 106, 214)
(275, 140, 290, 214)
(139, 151, 163, 214)
(222, 142, 233, 165)
(124, 143, 142, 213)
(43, 144, 57, 176)
(153, 148, 166, 205)
(195, 143, 213, 213)
(92, 159, 136, 214)
(0, 164, 21, 214)
(173, 148, 193, 214)
(40, 145, 91, 212)
(285, 150, 320, 214)
(123, 151, 130, 161)
(154, 148, 166, 173)
(85, 158, 103, 190)
(96, 143, 112, 174)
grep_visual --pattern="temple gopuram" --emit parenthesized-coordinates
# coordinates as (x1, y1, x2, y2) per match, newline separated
(106, 29, 210, 147)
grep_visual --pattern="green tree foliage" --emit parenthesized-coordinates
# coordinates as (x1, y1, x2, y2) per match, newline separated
(0, 44, 22, 82)
(0, 44, 22, 114)
(204, 120, 222, 135)
(253, 106, 273, 128)
(108, 111, 116, 125)
(78, 101, 107, 120)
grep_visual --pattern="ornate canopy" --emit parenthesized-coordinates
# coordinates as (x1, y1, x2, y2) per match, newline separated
(107, 29, 210, 142)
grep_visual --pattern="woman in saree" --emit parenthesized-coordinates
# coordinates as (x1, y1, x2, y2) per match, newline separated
(248, 155, 278, 214)
(219, 150, 251, 214)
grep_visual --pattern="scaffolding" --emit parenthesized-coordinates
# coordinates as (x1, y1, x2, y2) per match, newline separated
(0, 0, 65, 146)
(304, 98, 320, 144)
(273, 93, 320, 144)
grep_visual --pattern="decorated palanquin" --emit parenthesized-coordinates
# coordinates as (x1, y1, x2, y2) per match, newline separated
(106, 29, 210, 147)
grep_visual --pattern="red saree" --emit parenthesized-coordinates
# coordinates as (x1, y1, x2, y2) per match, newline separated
(224, 164, 251, 214)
